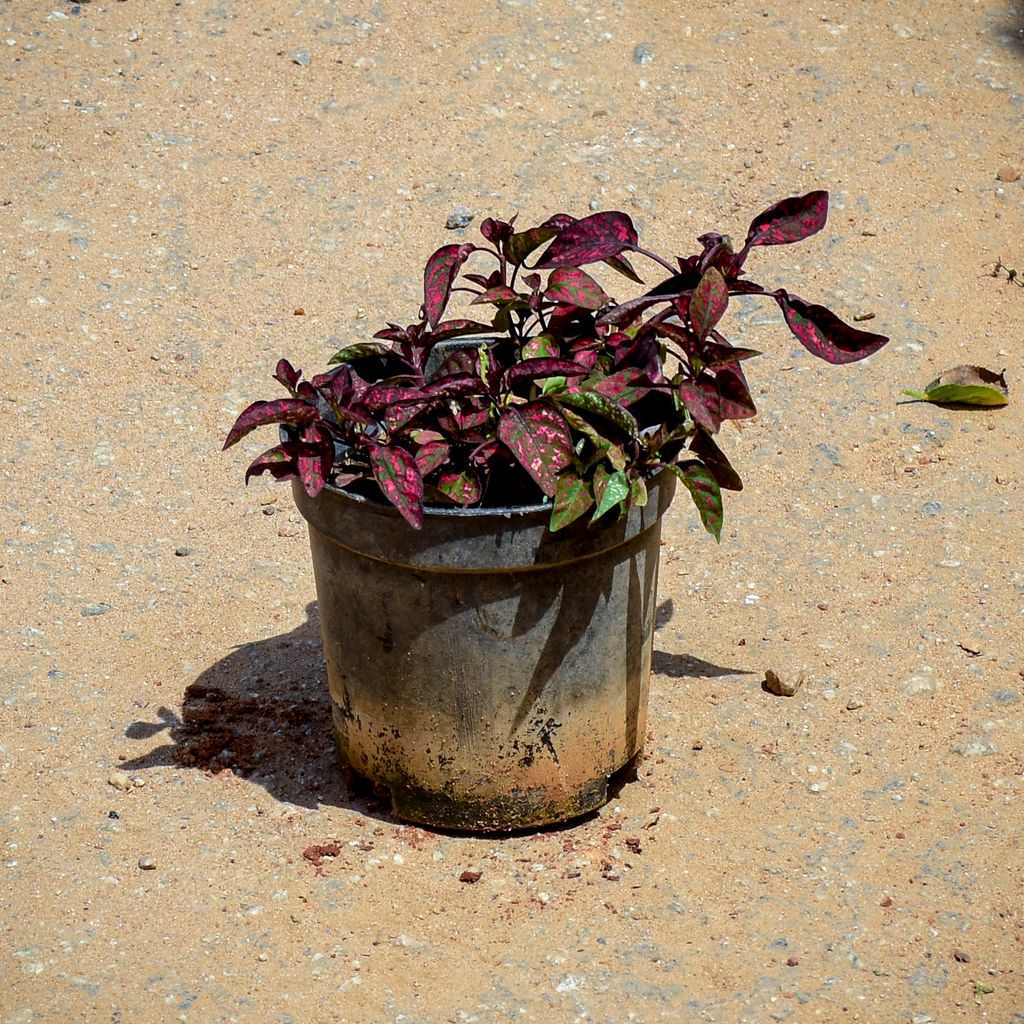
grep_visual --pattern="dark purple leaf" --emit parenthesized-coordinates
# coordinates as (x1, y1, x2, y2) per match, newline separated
(505, 358, 589, 386)
(535, 211, 638, 268)
(549, 472, 593, 532)
(774, 289, 889, 364)
(676, 380, 722, 433)
(497, 403, 573, 497)
(244, 444, 299, 484)
(689, 267, 729, 341)
(543, 267, 610, 311)
(744, 190, 829, 250)
(654, 320, 699, 359)
(373, 323, 415, 343)
(689, 430, 743, 491)
(585, 366, 650, 404)
(429, 319, 495, 342)
(423, 373, 487, 397)
(369, 445, 424, 529)
(480, 217, 513, 245)
(615, 327, 663, 381)
(223, 398, 320, 450)
(436, 469, 482, 506)
(604, 252, 644, 284)
(423, 243, 476, 327)
(668, 461, 723, 541)
(716, 365, 758, 421)
(596, 291, 674, 327)
(297, 424, 332, 497)
(274, 358, 301, 394)
(362, 384, 433, 407)
(698, 341, 761, 371)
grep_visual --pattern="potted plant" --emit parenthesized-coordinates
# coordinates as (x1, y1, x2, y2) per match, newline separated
(224, 191, 887, 831)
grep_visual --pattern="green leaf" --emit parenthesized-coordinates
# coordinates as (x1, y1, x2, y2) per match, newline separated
(436, 469, 482, 506)
(522, 332, 558, 359)
(668, 461, 723, 541)
(327, 342, 393, 366)
(556, 388, 638, 438)
(504, 225, 558, 265)
(902, 365, 1008, 407)
(630, 475, 648, 508)
(592, 467, 629, 521)
(549, 472, 594, 531)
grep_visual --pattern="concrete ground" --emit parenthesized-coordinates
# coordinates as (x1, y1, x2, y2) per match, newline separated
(2, 1, 1022, 1021)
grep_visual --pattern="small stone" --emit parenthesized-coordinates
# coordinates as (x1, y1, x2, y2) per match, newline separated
(691, 739, 704, 751)
(996, 165, 1021, 183)
(955, 737, 997, 757)
(845, 696, 865, 711)
(764, 669, 804, 697)
(127, 29, 140, 41)
(459, 870, 482, 883)
(899, 674, 939, 697)
(131, 776, 146, 788)
(786, 956, 800, 967)
(82, 602, 112, 617)
(277, 523, 300, 538)
(261, 506, 276, 516)
(289, 48, 311, 68)
(107, 771, 132, 791)
(174, 546, 193, 557)
(880, 895, 894, 907)
(953, 949, 971, 963)
(816, 601, 830, 611)
(632, 43, 654, 64)
(137, 855, 157, 870)
(445, 205, 474, 230)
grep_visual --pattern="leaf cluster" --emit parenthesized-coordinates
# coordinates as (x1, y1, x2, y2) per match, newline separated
(224, 192, 888, 539)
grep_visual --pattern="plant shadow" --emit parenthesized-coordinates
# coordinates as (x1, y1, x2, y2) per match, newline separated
(120, 602, 395, 819)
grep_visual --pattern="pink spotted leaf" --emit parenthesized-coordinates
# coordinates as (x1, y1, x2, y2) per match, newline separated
(369, 444, 424, 529)
(543, 267, 610, 311)
(222, 398, 320, 450)
(668, 461, 723, 541)
(423, 243, 476, 327)
(497, 403, 573, 497)
(535, 211, 639, 268)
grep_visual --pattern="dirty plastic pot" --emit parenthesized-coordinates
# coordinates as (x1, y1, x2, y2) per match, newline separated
(292, 469, 676, 832)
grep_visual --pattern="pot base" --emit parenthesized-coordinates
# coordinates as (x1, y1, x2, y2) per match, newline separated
(335, 726, 643, 833)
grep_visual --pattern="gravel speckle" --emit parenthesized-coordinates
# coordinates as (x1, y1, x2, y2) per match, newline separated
(899, 674, 940, 697)
(445, 205, 474, 230)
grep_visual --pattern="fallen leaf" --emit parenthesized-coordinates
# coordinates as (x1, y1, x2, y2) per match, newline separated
(902, 365, 1008, 407)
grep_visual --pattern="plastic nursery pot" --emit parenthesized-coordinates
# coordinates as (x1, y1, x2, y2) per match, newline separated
(292, 470, 676, 832)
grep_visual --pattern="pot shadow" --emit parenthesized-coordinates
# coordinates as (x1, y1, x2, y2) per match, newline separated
(120, 602, 395, 819)
(650, 599, 754, 680)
